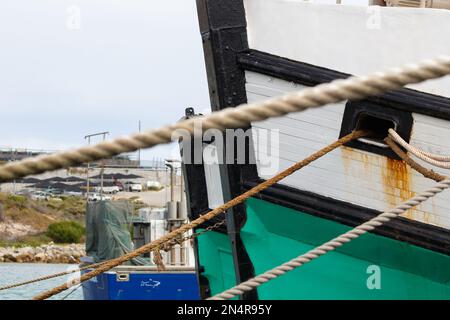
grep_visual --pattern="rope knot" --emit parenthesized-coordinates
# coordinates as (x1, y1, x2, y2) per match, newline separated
(152, 246, 166, 271)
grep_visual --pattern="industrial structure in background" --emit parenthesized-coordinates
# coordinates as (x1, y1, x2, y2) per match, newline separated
(165, 159, 188, 265)
(0, 146, 140, 168)
(85, 131, 110, 200)
(81, 158, 196, 300)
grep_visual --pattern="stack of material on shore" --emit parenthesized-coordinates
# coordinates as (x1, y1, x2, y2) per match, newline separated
(0, 243, 85, 264)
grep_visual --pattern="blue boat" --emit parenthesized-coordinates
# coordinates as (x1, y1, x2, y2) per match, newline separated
(81, 263, 200, 300)
(81, 199, 200, 300)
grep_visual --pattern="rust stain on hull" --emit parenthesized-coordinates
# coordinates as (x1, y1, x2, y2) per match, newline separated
(341, 146, 371, 178)
(340, 146, 427, 222)
(381, 157, 416, 220)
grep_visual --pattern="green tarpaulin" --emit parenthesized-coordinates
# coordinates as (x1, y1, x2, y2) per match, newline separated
(85, 200, 148, 265)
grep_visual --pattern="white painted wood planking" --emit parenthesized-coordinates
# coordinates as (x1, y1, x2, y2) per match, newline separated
(203, 143, 225, 209)
(243, 0, 450, 98)
(247, 71, 450, 229)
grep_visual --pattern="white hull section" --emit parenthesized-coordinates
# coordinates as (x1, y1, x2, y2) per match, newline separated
(244, 1, 450, 230)
(244, 0, 450, 97)
(248, 71, 450, 230)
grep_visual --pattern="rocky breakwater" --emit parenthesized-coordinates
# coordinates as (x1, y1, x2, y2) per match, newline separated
(0, 243, 85, 264)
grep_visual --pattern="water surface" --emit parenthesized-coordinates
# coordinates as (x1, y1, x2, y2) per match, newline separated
(0, 263, 83, 300)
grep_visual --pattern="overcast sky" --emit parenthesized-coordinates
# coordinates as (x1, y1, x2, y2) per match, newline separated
(0, 1, 210, 161)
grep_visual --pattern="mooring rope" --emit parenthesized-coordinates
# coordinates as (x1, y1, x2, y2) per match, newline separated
(60, 283, 83, 301)
(209, 133, 449, 300)
(0, 261, 106, 292)
(385, 137, 447, 182)
(1, 53, 449, 298)
(0, 219, 226, 292)
(17, 131, 446, 298)
(0, 54, 449, 183)
(153, 247, 166, 272)
(32, 130, 367, 300)
(209, 179, 450, 300)
(388, 129, 450, 161)
(388, 129, 450, 169)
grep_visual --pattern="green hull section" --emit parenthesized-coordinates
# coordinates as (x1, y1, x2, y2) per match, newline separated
(197, 198, 450, 299)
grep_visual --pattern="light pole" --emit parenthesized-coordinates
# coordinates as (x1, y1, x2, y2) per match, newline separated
(84, 131, 109, 200)
(165, 159, 182, 265)
(138, 120, 141, 168)
(11, 148, 16, 194)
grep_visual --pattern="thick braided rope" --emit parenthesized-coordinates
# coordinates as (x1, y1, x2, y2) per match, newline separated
(1, 55, 450, 183)
(153, 248, 166, 272)
(385, 137, 447, 182)
(388, 129, 450, 161)
(1, 221, 222, 292)
(0, 261, 106, 292)
(210, 179, 450, 300)
(32, 130, 366, 300)
(388, 129, 450, 168)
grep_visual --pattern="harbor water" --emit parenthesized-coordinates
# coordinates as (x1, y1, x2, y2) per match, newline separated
(0, 263, 83, 300)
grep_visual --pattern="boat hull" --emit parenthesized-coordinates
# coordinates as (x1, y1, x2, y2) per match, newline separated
(197, 198, 450, 299)
(187, 0, 450, 300)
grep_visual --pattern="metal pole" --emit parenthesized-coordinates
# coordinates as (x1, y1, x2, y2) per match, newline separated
(138, 120, 141, 167)
(179, 167, 186, 266)
(12, 149, 16, 194)
(84, 131, 109, 200)
(165, 166, 168, 204)
(100, 132, 108, 198)
(100, 166, 104, 198)
(180, 167, 183, 203)
(170, 166, 174, 202)
(86, 136, 91, 200)
(156, 162, 160, 182)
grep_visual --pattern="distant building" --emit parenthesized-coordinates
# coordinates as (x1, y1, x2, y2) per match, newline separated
(102, 155, 140, 168)
(0, 148, 48, 162)
(0, 148, 140, 167)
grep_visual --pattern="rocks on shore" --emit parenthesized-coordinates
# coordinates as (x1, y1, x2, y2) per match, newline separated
(0, 222, 36, 239)
(0, 243, 85, 264)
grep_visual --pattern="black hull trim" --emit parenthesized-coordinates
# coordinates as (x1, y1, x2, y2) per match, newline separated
(238, 50, 450, 120)
(244, 179, 450, 256)
(190, 0, 450, 301)
(195, 0, 257, 300)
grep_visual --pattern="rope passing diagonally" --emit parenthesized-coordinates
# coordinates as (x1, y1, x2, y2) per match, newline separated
(209, 133, 450, 300)
(388, 129, 450, 169)
(0, 261, 106, 292)
(385, 137, 447, 182)
(0, 54, 449, 183)
(210, 179, 450, 300)
(0, 219, 227, 292)
(32, 130, 368, 300)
